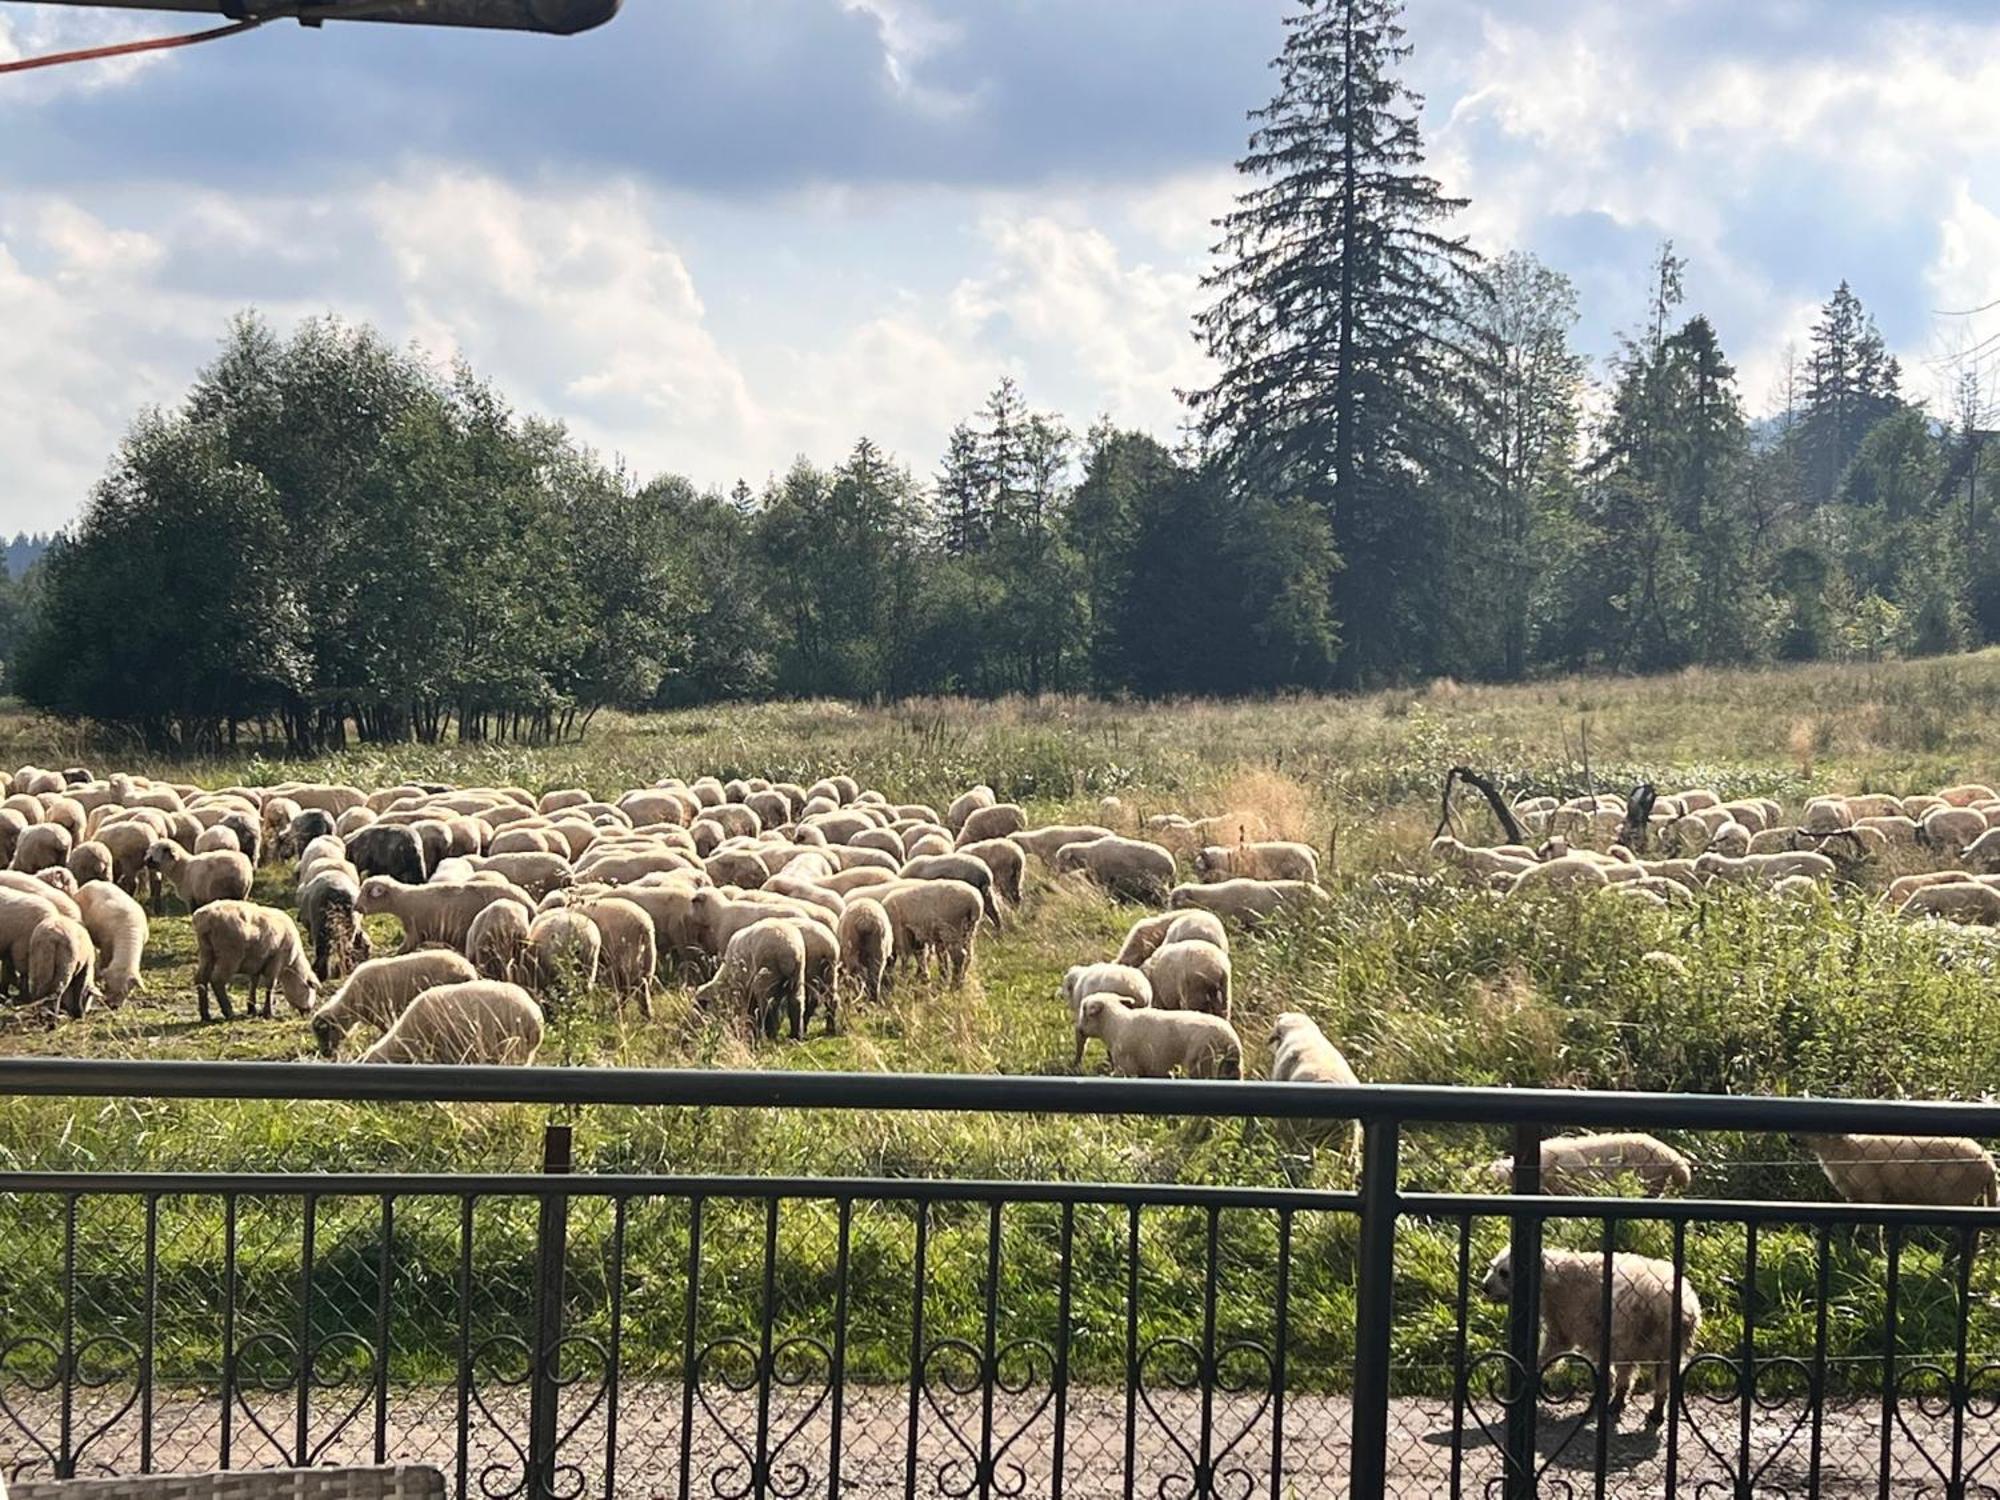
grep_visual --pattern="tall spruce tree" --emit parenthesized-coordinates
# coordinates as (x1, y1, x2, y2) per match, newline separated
(1801, 282, 1901, 506)
(1194, 0, 1486, 685)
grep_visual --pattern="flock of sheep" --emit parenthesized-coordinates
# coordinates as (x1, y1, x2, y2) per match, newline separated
(5, 761, 2000, 1432)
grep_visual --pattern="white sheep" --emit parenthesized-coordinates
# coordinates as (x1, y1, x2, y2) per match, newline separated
(191, 900, 317, 1022)
(145, 839, 252, 912)
(11, 822, 72, 875)
(311, 949, 481, 1054)
(27, 913, 99, 1020)
(466, 899, 533, 984)
(357, 875, 533, 952)
(1167, 879, 1326, 926)
(1486, 1133, 1694, 1197)
(836, 897, 893, 1007)
(74, 881, 147, 1009)
(1141, 940, 1232, 1017)
(1073, 995, 1242, 1079)
(65, 840, 115, 887)
(1052, 835, 1177, 902)
(696, 917, 807, 1038)
(946, 785, 997, 834)
(1898, 883, 2000, 925)
(879, 879, 983, 985)
(956, 803, 1026, 846)
(957, 837, 1027, 909)
(1009, 825, 1115, 866)
(1268, 1012, 1361, 1162)
(1163, 910, 1228, 952)
(1061, 963, 1154, 1065)
(525, 908, 602, 1003)
(1481, 1248, 1701, 1428)
(1115, 913, 1176, 968)
(359, 980, 545, 1065)
(580, 897, 657, 1014)
(1193, 841, 1321, 884)
(1792, 1133, 1997, 1208)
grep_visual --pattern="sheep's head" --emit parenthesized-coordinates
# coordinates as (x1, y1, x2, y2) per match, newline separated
(1480, 1249, 1514, 1302)
(355, 877, 397, 915)
(1074, 994, 1122, 1038)
(1194, 847, 1225, 878)
(143, 839, 183, 873)
(36, 867, 78, 895)
(1268, 1012, 1312, 1048)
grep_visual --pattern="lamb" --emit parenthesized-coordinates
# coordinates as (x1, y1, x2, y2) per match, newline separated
(26, 913, 99, 1020)
(298, 867, 372, 981)
(356, 876, 533, 952)
(1792, 1133, 1997, 1208)
(879, 879, 984, 985)
(74, 880, 147, 1008)
(11, 822, 72, 875)
(1114, 913, 1177, 969)
(1141, 940, 1232, 1017)
(1052, 835, 1177, 902)
(145, 840, 253, 912)
(341, 823, 429, 886)
(1073, 995, 1241, 1079)
(191, 900, 318, 1022)
(695, 918, 807, 1039)
(1481, 1248, 1701, 1428)
(525, 909, 602, 1002)
(466, 899, 533, 983)
(956, 803, 1028, 846)
(311, 949, 482, 1054)
(1268, 1012, 1361, 1161)
(1193, 841, 1321, 885)
(836, 896, 893, 1006)
(65, 840, 115, 888)
(1167, 879, 1326, 926)
(1487, 1133, 1694, 1198)
(358, 981, 545, 1065)
(1060, 963, 1154, 1065)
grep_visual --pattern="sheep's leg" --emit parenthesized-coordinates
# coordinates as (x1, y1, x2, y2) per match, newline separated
(1606, 1362, 1634, 1424)
(1644, 1363, 1669, 1427)
(1073, 1029, 1087, 1069)
(214, 979, 235, 1023)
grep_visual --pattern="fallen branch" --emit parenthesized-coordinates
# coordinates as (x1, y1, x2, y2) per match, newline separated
(1436, 767, 1525, 846)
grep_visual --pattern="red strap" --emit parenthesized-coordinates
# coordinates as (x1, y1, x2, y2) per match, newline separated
(0, 17, 264, 75)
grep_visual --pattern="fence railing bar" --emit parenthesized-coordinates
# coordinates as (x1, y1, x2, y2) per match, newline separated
(374, 1194, 394, 1467)
(1270, 1207, 1293, 1500)
(1878, 1226, 1902, 1500)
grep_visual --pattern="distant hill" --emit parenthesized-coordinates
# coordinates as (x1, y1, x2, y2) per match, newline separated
(3, 533, 49, 582)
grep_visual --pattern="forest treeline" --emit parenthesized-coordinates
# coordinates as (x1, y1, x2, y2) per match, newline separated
(7, 0, 1999, 749)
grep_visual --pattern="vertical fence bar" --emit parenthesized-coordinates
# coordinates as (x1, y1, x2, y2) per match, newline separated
(296, 1192, 316, 1467)
(1593, 1216, 1613, 1498)
(1808, 1225, 1829, 1498)
(530, 1126, 573, 1500)
(753, 1197, 779, 1500)
(58, 1192, 77, 1479)
(903, 1199, 930, 1500)
(454, 1196, 475, 1500)
(1665, 1220, 1687, 1500)
(1951, 1225, 1974, 1500)
(1348, 1117, 1399, 1500)
(1123, 1203, 1140, 1500)
(1504, 1124, 1544, 1500)
(221, 1194, 238, 1472)
(374, 1195, 394, 1466)
(1449, 1215, 1471, 1500)
(603, 1197, 627, 1500)
(978, 1201, 1002, 1500)
(1052, 1203, 1075, 1500)
(1198, 1205, 1221, 1500)
(826, 1198, 852, 1500)
(1738, 1223, 1757, 1494)
(1877, 1227, 1902, 1500)
(677, 1198, 704, 1500)
(1270, 1208, 1293, 1500)
(140, 1193, 158, 1475)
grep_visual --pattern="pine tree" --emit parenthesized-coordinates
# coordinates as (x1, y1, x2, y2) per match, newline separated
(1801, 282, 1902, 506)
(1194, 0, 1487, 685)
(934, 423, 987, 557)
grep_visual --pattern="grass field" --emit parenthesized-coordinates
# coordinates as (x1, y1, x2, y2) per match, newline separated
(4, 651, 2000, 1388)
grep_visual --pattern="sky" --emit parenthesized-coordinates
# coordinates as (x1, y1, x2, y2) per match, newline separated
(7, 0, 2000, 532)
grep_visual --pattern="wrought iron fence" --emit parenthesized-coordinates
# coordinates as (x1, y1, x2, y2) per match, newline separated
(4, 1061, 2000, 1498)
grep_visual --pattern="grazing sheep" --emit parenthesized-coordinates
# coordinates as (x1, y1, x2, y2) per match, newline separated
(1009, 825, 1115, 866)
(344, 824, 429, 885)
(1487, 1133, 1694, 1198)
(26, 914, 98, 1020)
(1052, 835, 1177, 902)
(1481, 1249, 1701, 1428)
(311, 950, 482, 1054)
(191, 901, 317, 1022)
(1141, 940, 1232, 1017)
(357, 875, 533, 952)
(298, 868, 372, 982)
(11, 822, 72, 875)
(1193, 841, 1321, 885)
(946, 785, 997, 834)
(836, 896, 893, 1007)
(358, 981, 545, 1065)
(467, 851, 576, 901)
(1060, 963, 1154, 1065)
(74, 881, 146, 1008)
(956, 803, 1028, 846)
(1115, 913, 1177, 969)
(145, 840, 252, 912)
(1167, 879, 1326, 926)
(1073, 995, 1241, 1079)
(899, 853, 1003, 930)
(879, 879, 984, 985)
(1510, 857, 1613, 896)
(696, 917, 807, 1039)
(65, 840, 115, 888)
(1792, 1133, 1997, 1208)
(957, 837, 1026, 909)
(1923, 806, 1988, 855)
(1163, 910, 1229, 953)
(278, 809, 338, 859)
(1268, 1012, 1361, 1161)
(466, 899, 533, 984)
(580, 897, 656, 1014)
(525, 909, 602, 1003)
(1898, 882, 2000, 925)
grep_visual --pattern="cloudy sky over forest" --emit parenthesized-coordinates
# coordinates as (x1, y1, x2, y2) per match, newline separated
(6, 0, 2000, 530)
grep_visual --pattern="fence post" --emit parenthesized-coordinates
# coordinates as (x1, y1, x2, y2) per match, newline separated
(1348, 1116, 1400, 1500)
(530, 1124, 572, 1500)
(1506, 1123, 1545, 1500)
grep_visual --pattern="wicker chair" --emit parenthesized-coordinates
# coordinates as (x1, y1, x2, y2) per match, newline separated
(8, 1469, 444, 1500)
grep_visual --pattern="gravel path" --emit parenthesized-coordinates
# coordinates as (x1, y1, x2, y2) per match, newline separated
(5, 1382, 1990, 1495)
